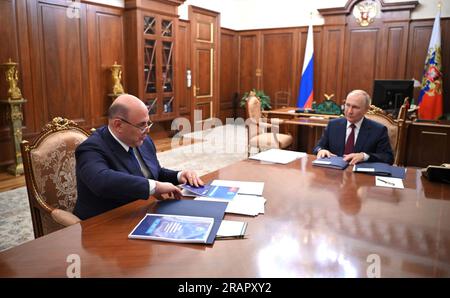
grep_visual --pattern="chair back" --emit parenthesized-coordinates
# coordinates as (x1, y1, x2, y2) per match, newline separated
(365, 103, 408, 165)
(245, 91, 262, 121)
(21, 117, 90, 238)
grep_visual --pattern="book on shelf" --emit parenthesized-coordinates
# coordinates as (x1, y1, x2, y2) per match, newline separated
(128, 213, 214, 244)
(312, 156, 349, 170)
(180, 183, 239, 201)
(353, 162, 406, 179)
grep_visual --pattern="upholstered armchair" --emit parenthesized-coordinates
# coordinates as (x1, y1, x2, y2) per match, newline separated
(365, 101, 408, 166)
(21, 117, 90, 238)
(245, 91, 293, 156)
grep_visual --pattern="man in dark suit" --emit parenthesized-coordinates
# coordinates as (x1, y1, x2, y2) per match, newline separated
(74, 94, 203, 220)
(313, 89, 394, 165)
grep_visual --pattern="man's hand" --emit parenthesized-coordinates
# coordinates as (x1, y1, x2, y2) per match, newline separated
(317, 149, 335, 159)
(343, 152, 365, 165)
(153, 181, 182, 200)
(179, 170, 204, 187)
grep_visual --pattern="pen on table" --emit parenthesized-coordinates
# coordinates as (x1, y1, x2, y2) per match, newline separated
(377, 178, 395, 186)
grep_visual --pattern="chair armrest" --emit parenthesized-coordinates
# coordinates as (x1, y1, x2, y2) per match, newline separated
(51, 209, 81, 227)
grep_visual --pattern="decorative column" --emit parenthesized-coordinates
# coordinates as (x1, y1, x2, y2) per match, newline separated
(0, 58, 27, 176)
(108, 61, 125, 101)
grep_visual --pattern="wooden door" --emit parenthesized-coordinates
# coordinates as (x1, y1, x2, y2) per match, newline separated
(189, 6, 219, 124)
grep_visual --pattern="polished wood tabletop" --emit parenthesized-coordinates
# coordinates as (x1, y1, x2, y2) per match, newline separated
(1, 155, 450, 277)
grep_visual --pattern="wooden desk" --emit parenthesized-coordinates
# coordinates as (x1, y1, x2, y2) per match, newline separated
(264, 107, 340, 153)
(1, 156, 450, 277)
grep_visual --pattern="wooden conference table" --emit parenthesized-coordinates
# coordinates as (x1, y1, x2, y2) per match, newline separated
(1, 155, 450, 277)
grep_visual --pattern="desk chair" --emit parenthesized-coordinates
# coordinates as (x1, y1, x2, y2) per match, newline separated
(21, 117, 90, 238)
(365, 101, 408, 166)
(245, 91, 293, 156)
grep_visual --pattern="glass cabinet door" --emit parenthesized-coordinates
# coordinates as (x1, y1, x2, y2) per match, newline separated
(144, 39, 157, 94)
(142, 15, 176, 119)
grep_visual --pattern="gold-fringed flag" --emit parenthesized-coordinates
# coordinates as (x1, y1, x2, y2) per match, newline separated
(418, 10, 443, 120)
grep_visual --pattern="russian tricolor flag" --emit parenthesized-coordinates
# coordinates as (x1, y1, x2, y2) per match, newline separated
(418, 10, 443, 120)
(297, 24, 314, 108)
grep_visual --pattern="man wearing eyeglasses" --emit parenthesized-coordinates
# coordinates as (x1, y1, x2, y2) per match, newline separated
(74, 94, 203, 220)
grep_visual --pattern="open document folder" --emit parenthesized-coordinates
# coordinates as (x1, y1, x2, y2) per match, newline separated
(250, 148, 306, 164)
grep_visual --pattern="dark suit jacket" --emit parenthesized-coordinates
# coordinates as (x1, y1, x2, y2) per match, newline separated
(313, 117, 394, 164)
(73, 126, 179, 220)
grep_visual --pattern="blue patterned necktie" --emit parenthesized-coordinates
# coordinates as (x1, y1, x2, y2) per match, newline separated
(128, 147, 141, 172)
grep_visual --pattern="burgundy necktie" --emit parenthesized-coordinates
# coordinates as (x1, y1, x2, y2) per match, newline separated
(344, 124, 356, 155)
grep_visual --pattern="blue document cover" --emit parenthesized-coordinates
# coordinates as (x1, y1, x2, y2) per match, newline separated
(312, 156, 349, 170)
(155, 200, 228, 244)
(354, 162, 406, 179)
(128, 214, 214, 243)
(181, 184, 239, 201)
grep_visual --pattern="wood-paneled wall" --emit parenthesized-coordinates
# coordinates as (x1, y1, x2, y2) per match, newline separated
(238, 10, 450, 114)
(0, 0, 123, 166)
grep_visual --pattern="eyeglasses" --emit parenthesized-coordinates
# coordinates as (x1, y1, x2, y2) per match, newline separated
(117, 118, 153, 132)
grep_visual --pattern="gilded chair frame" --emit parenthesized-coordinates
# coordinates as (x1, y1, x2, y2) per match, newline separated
(365, 103, 408, 166)
(21, 117, 90, 238)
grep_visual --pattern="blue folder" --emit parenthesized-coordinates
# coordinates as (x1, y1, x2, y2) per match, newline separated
(354, 162, 406, 179)
(155, 199, 228, 244)
(312, 156, 349, 170)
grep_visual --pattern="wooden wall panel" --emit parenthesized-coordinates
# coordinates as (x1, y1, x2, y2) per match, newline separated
(320, 27, 345, 101)
(176, 20, 191, 117)
(343, 29, 379, 98)
(261, 31, 296, 109)
(238, 33, 259, 96)
(87, 4, 124, 127)
(381, 24, 408, 79)
(219, 28, 238, 121)
(33, 0, 89, 124)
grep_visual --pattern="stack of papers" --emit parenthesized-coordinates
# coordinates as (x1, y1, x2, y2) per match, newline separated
(211, 180, 264, 196)
(216, 220, 248, 239)
(250, 149, 306, 164)
(224, 194, 266, 216)
(190, 180, 266, 216)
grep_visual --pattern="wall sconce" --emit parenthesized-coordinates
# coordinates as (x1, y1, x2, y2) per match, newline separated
(352, 0, 379, 27)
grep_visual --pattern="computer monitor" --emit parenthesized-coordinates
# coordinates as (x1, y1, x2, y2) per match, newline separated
(372, 79, 413, 114)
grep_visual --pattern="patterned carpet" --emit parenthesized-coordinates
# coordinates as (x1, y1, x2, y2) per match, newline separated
(0, 124, 247, 252)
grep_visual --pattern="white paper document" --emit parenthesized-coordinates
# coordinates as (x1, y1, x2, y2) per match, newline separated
(249, 149, 306, 164)
(375, 176, 404, 189)
(225, 194, 266, 216)
(211, 180, 265, 196)
(216, 220, 248, 239)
